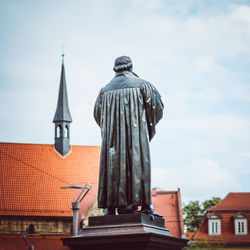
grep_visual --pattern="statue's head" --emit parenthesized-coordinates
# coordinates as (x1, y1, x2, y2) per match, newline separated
(113, 56, 133, 73)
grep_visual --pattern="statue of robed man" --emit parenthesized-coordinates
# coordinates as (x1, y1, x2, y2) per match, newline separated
(94, 56, 164, 215)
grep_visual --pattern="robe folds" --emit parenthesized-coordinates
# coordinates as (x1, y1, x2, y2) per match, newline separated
(94, 71, 164, 208)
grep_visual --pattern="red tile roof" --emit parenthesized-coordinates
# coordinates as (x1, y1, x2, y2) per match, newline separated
(0, 142, 100, 217)
(152, 188, 185, 238)
(0, 235, 69, 250)
(194, 192, 250, 245)
(208, 193, 250, 212)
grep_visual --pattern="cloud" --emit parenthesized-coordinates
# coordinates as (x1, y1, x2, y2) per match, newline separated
(231, 5, 250, 23)
(238, 152, 250, 158)
(229, 85, 250, 102)
(130, 0, 162, 10)
(166, 87, 223, 114)
(163, 114, 250, 140)
(192, 56, 223, 73)
(152, 158, 242, 202)
(177, 140, 228, 156)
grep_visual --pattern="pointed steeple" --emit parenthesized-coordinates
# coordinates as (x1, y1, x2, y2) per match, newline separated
(53, 54, 72, 157)
(53, 54, 72, 123)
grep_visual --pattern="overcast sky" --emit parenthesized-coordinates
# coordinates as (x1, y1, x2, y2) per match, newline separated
(1, 0, 250, 203)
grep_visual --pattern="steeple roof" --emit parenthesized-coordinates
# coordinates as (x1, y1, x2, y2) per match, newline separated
(53, 55, 72, 123)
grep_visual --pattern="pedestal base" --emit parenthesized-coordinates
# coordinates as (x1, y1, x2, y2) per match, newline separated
(61, 214, 188, 250)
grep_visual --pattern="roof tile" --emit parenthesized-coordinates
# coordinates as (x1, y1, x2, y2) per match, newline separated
(208, 193, 250, 211)
(0, 142, 100, 217)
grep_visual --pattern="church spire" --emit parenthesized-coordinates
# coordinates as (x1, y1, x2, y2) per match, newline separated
(53, 54, 72, 157)
(53, 54, 72, 123)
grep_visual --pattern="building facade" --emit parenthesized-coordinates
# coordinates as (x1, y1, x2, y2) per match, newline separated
(152, 188, 185, 238)
(193, 193, 250, 248)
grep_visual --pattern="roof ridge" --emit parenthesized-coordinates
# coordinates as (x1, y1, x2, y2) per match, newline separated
(228, 192, 250, 194)
(0, 142, 100, 147)
(0, 142, 54, 146)
(208, 192, 250, 211)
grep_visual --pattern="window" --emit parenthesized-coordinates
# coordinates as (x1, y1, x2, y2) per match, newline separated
(235, 218, 247, 235)
(208, 219, 221, 235)
(56, 125, 62, 138)
(234, 212, 248, 235)
(65, 125, 69, 138)
(27, 224, 35, 234)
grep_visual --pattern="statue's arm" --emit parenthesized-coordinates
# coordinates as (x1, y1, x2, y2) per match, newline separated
(94, 91, 103, 127)
(141, 82, 164, 141)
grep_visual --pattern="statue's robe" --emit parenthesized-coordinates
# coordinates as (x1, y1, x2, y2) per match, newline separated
(94, 71, 164, 208)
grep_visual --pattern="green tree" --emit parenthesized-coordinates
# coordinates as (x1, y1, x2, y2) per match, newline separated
(183, 197, 221, 232)
(203, 197, 221, 211)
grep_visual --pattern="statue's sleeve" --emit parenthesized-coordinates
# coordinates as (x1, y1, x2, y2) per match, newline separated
(141, 82, 164, 141)
(94, 90, 103, 127)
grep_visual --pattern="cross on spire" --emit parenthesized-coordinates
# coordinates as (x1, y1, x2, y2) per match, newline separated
(61, 45, 65, 64)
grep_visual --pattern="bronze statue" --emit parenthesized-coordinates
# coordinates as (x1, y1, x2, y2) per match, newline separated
(94, 56, 164, 215)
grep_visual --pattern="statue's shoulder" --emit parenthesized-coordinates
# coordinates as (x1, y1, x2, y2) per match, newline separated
(139, 79, 155, 90)
(101, 72, 146, 92)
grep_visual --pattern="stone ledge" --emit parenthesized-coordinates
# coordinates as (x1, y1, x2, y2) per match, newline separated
(89, 213, 165, 228)
(61, 214, 188, 250)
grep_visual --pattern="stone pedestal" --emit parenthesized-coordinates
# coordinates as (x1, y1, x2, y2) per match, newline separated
(61, 213, 188, 250)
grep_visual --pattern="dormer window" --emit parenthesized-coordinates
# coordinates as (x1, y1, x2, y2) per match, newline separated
(207, 213, 221, 235)
(234, 212, 247, 235)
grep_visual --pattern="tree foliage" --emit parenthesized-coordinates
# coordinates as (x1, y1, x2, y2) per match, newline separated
(183, 197, 221, 232)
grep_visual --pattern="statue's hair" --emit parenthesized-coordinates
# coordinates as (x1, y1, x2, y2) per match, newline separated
(113, 56, 133, 72)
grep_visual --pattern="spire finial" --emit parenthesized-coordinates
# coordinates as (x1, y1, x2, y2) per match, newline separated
(61, 45, 65, 63)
